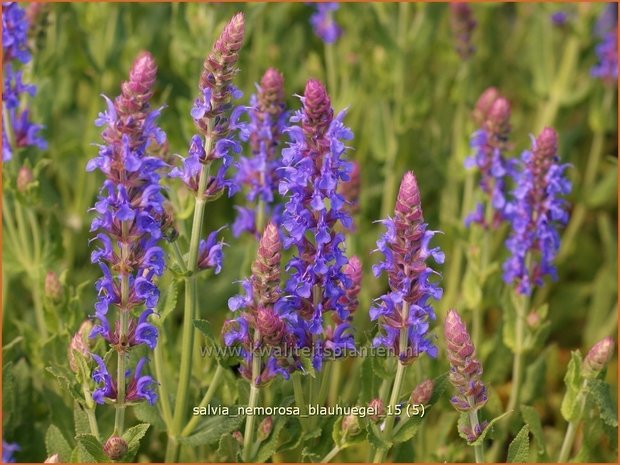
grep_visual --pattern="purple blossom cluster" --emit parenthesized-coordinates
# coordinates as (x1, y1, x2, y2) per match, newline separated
(86, 51, 167, 405)
(465, 87, 514, 229)
(449, 3, 477, 60)
(279, 79, 355, 369)
(224, 223, 296, 384)
(170, 13, 245, 200)
(309, 3, 342, 44)
(2, 1, 46, 162)
(591, 3, 618, 82)
(370, 171, 444, 364)
(233, 67, 288, 237)
(444, 309, 488, 441)
(502, 128, 571, 296)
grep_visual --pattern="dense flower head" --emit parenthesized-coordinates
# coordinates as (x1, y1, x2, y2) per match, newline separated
(583, 336, 615, 378)
(170, 13, 245, 199)
(87, 51, 165, 406)
(224, 223, 295, 385)
(233, 67, 288, 237)
(503, 127, 571, 295)
(91, 355, 158, 405)
(309, 3, 342, 44)
(279, 79, 355, 370)
(444, 309, 487, 414)
(2, 440, 19, 463)
(2, 2, 47, 162)
(465, 89, 514, 229)
(591, 3, 617, 82)
(450, 2, 476, 60)
(370, 171, 444, 365)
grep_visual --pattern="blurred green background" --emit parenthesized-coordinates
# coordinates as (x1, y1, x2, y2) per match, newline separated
(2, 2, 617, 462)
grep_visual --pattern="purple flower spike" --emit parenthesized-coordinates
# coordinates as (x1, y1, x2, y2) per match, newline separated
(591, 4, 617, 82)
(450, 2, 476, 60)
(310, 3, 342, 44)
(279, 79, 355, 370)
(444, 309, 488, 416)
(465, 89, 514, 229)
(2, 2, 47, 162)
(223, 223, 295, 385)
(503, 127, 571, 296)
(88, 51, 165, 405)
(2, 440, 20, 463)
(233, 68, 288, 237)
(170, 13, 245, 199)
(370, 171, 443, 365)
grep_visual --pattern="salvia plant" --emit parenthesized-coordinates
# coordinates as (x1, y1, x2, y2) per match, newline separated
(1, 3, 617, 464)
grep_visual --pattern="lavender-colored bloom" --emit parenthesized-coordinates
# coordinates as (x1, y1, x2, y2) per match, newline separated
(309, 3, 342, 44)
(444, 309, 488, 441)
(503, 128, 571, 296)
(170, 13, 245, 199)
(551, 11, 569, 27)
(279, 79, 355, 369)
(87, 51, 165, 405)
(591, 3, 618, 82)
(337, 159, 360, 231)
(223, 223, 295, 385)
(2, 2, 46, 162)
(370, 171, 444, 364)
(450, 3, 476, 60)
(197, 228, 226, 273)
(465, 89, 514, 229)
(233, 68, 288, 237)
(2, 440, 19, 463)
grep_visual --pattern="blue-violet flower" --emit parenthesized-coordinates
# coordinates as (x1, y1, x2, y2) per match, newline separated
(309, 3, 342, 44)
(503, 127, 571, 296)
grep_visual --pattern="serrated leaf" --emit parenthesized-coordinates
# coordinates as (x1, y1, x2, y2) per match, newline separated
(194, 319, 235, 366)
(561, 351, 584, 422)
(507, 424, 530, 463)
(46, 366, 83, 402)
(299, 354, 316, 379)
(121, 423, 150, 461)
(133, 402, 165, 430)
(467, 411, 511, 447)
(178, 414, 243, 446)
(520, 405, 547, 457)
(588, 378, 618, 427)
(45, 424, 73, 462)
(366, 421, 391, 450)
(73, 402, 92, 436)
(158, 279, 179, 324)
(75, 434, 107, 462)
(255, 418, 286, 463)
(216, 433, 240, 462)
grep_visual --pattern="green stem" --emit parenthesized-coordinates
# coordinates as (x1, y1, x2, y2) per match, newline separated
(114, 311, 129, 434)
(468, 406, 485, 463)
(181, 364, 224, 437)
(506, 292, 528, 415)
(170, 241, 187, 274)
(373, 302, 410, 463)
(321, 445, 342, 463)
(325, 42, 337, 99)
(153, 335, 174, 430)
(168, 131, 214, 461)
(242, 331, 262, 462)
(557, 380, 588, 462)
(81, 385, 101, 440)
(292, 373, 309, 431)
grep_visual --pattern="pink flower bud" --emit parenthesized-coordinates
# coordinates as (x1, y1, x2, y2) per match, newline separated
(583, 336, 615, 378)
(17, 166, 34, 192)
(368, 398, 385, 422)
(410, 379, 434, 405)
(257, 416, 273, 440)
(44, 271, 63, 302)
(103, 435, 128, 461)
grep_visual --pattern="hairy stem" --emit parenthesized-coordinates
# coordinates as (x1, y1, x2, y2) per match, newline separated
(242, 331, 262, 462)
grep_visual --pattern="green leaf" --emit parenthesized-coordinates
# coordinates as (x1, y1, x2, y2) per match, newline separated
(588, 379, 618, 427)
(467, 411, 511, 447)
(366, 421, 391, 450)
(561, 351, 584, 422)
(133, 402, 165, 430)
(194, 319, 236, 366)
(158, 279, 179, 324)
(216, 433, 240, 462)
(521, 350, 547, 405)
(121, 423, 150, 461)
(178, 414, 243, 446)
(520, 405, 547, 457)
(462, 267, 482, 310)
(75, 434, 107, 462)
(73, 402, 92, 436)
(255, 418, 286, 463)
(45, 424, 73, 462)
(299, 353, 316, 379)
(2, 363, 16, 427)
(507, 424, 530, 463)
(45, 366, 82, 402)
